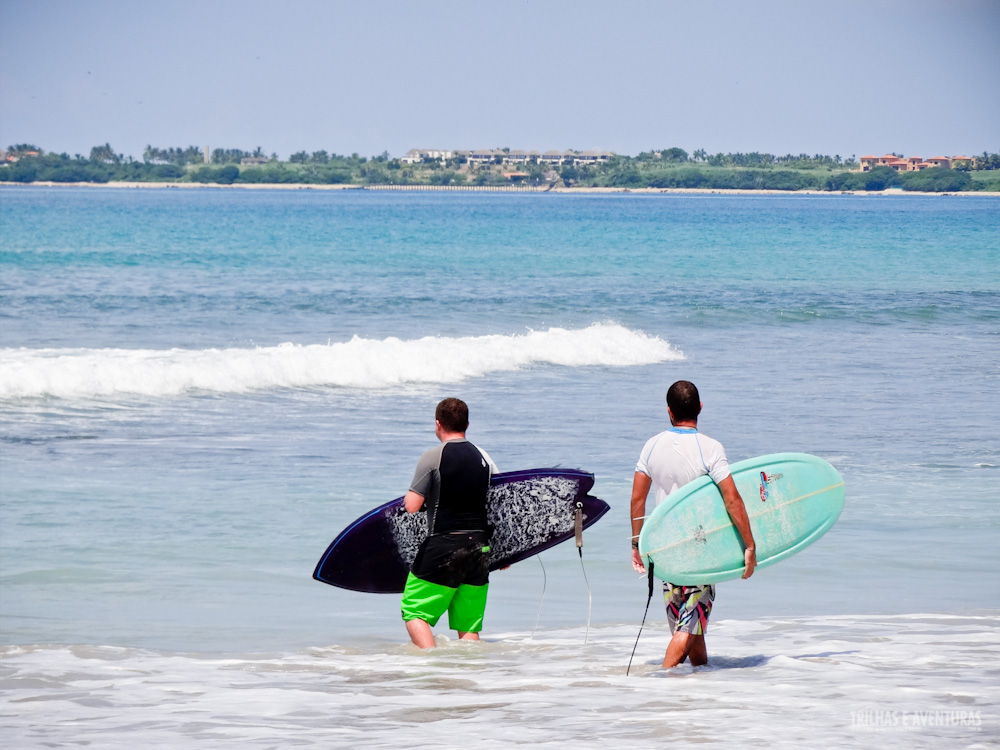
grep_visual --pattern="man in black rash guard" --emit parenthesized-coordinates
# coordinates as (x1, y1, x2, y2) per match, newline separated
(400, 398, 498, 648)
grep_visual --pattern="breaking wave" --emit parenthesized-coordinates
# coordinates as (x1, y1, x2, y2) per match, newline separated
(0, 323, 683, 399)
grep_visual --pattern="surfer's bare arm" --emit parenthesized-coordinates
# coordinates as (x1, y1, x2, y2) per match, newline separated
(630, 471, 652, 573)
(718, 476, 757, 579)
(403, 490, 425, 513)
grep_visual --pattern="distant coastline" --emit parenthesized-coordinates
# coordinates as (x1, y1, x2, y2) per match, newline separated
(5, 144, 999, 194)
(4, 181, 998, 196)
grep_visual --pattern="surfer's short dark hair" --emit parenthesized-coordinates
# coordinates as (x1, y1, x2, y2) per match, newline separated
(436, 398, 469, 433)
(667, 381, 701, 422)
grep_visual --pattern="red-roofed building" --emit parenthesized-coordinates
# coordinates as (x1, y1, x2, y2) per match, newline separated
(4, 149, 40, 162)
(859, 155, 880, 172)
(859, 153, 970, 172)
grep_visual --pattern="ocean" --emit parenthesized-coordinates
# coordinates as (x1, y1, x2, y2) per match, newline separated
(1, 186, 998, 747)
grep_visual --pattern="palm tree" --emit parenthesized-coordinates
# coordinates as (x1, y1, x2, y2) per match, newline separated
(89, 143, 119, 164)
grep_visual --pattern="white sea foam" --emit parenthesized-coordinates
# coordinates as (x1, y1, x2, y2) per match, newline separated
(1, 616, 996, 749)
(0, 323, 683, 400)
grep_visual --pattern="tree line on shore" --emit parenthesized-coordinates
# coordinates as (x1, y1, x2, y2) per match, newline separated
(3, 143, 999, 192)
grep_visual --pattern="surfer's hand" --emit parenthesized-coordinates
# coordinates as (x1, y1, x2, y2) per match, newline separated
(631, 548, 646, 574)
(742, 547, 757, 579)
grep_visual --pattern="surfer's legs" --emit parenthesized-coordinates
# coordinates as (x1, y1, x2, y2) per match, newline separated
(401, 573, 455, 648)
(689, 634, 708, 665)
(406, 618, 436, 649)
(663, 583, 714, 668)
(447, 582, 488, 635)
(663, 632, 707, 668)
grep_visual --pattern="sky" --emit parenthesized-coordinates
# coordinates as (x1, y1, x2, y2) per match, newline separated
(1, 0, 998, 161)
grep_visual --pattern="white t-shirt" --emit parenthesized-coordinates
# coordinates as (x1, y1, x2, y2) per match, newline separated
(635, 427, 731, 509)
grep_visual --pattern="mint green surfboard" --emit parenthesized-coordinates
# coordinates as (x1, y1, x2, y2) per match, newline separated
(638, 453, 844, 585)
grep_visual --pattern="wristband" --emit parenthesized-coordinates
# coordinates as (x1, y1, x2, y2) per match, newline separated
(631, 539, 639, 550)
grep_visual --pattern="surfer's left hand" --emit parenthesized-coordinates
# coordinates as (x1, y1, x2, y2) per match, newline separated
(742, 547, 757, 579)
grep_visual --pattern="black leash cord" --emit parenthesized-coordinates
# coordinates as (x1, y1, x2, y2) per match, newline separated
(575, 502, 592, 645)
(530, 555, 547, 639)
(626, 560, 655, 676)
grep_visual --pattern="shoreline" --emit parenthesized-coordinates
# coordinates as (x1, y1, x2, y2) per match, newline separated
(3, 180, 998, 196)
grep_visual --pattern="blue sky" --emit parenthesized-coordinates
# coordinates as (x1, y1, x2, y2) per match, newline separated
(1, 0, 997, 160)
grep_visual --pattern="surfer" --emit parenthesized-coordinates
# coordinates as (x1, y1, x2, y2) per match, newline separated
(400, 397, 499, 648)
(630, 380, 757, 668)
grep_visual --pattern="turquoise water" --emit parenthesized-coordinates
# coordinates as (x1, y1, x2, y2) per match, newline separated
(3, 189, 997, 350)
(1, 187, 998, 747)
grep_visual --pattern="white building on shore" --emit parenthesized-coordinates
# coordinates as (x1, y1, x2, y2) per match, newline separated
(400, 148, 456, 164)
(401, 148, 613, 166)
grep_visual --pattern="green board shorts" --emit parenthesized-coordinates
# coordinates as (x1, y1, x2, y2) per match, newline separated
(401, 531, 490, 633)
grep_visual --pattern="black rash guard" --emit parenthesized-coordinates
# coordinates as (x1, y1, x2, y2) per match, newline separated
(409, 439, 497, 534)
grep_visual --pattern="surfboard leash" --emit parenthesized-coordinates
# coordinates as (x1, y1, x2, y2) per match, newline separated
(626, 560, 655, 677)
(575, 501, 593, 645)
(530, 555, 547, 640)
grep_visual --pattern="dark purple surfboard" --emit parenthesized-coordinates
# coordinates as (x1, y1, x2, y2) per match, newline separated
(313, 468, 609, 594)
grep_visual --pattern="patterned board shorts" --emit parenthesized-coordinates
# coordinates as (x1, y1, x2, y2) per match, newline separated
(664, 583, 715, 636)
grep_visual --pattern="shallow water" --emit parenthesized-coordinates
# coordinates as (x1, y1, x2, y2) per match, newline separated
(2, 616, 997, 748)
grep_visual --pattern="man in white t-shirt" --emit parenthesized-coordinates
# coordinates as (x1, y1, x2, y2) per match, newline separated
(630, 380, 757, 668)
